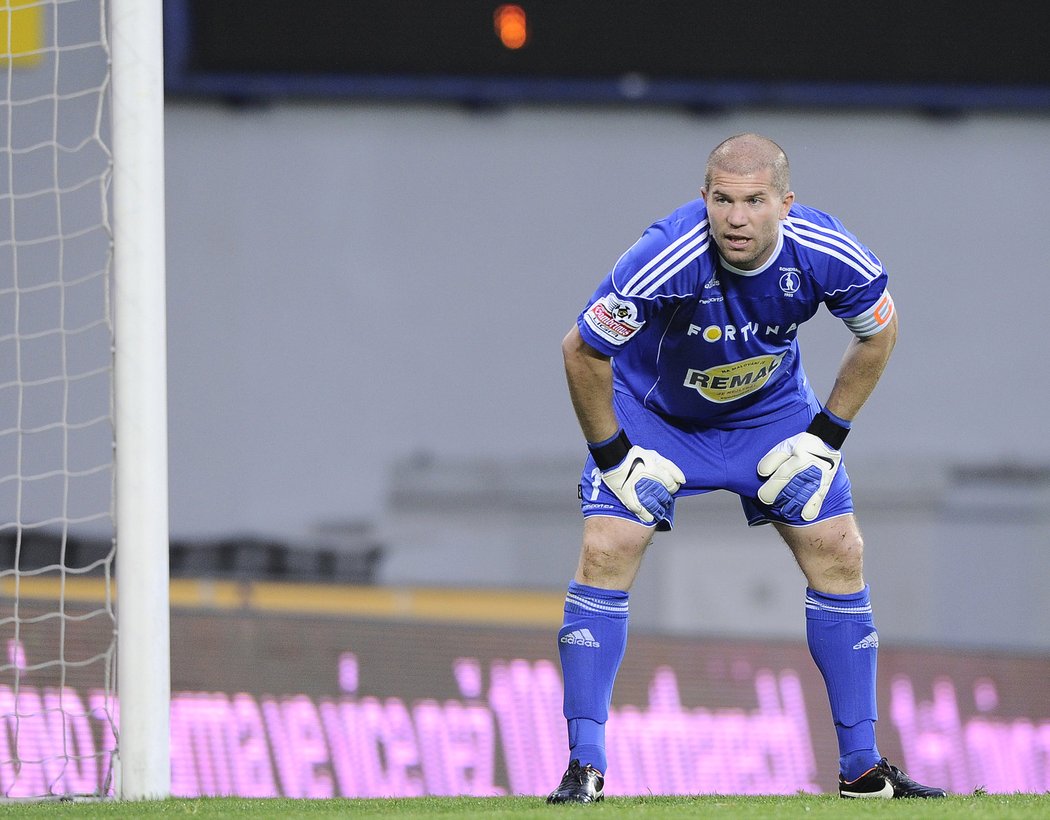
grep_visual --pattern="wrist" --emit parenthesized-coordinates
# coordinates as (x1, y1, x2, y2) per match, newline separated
(588, 428, 632, 470)
(820, 407, 852, 430)
(807, 411, 850, 450)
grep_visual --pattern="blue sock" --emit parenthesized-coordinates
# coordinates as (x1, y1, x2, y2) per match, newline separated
(557, 580, 629, 774)
(805, 585, 881, 781)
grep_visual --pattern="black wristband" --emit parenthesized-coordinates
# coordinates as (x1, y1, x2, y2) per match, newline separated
(806, 411, 850, 450)
(588, 429, 632, 471)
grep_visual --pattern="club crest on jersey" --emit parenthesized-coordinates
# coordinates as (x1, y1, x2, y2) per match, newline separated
(778, 267, 801, 297)
(684, 352, 786, 403)
(583, 293, 644, 345)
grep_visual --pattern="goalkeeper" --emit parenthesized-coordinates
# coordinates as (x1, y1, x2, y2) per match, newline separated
(548, 133, 946, 803)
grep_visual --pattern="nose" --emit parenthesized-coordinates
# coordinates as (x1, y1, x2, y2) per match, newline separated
(727, 203, 749, 227)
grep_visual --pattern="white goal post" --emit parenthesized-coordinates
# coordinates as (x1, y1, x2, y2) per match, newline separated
(111, 0, 170, 801)
(1, 0, 169, 800)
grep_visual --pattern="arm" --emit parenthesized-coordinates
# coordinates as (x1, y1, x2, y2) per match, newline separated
(823, 311, 899, 421)
(561, 324, 619, 444)
(562, 323, 684, 524)
(757, 311, 898, 522)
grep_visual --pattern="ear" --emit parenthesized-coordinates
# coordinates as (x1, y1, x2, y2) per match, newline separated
(700, 187, 708, 203)
(779, 191, 795, 219)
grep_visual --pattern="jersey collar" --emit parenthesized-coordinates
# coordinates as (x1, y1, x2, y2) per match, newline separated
(717, 222, 785, 277)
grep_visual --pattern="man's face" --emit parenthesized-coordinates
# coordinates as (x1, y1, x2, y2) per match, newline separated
(701, 168, 794, 270)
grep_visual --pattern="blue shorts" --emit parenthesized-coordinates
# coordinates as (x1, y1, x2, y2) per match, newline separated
(578, 390, 854, 530)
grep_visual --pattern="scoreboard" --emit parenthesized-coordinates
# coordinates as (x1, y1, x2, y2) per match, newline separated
(163, 1, 1050, 109)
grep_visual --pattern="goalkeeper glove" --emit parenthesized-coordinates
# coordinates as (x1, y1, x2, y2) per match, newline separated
(589, 429, 686, 525)
(756, 411, 850, 522)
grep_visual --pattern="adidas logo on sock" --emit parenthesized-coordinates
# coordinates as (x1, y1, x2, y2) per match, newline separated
(560, 628, 601, 648)
(852, 631, 879, 650)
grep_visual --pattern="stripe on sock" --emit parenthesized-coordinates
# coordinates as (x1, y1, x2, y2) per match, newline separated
(565, 581, 628, 618)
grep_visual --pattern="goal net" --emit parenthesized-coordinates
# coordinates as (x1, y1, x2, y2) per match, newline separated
(1, 0, 168, 800)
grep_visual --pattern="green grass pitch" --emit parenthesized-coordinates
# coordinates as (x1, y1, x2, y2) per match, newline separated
(1, 793, 1050, 818)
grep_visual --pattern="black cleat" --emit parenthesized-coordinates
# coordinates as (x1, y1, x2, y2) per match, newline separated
(839, 757, 947, 799)
(546, 759, 605, 804)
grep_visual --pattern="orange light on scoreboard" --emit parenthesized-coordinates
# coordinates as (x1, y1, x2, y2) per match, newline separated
(493, 4, 528, 50)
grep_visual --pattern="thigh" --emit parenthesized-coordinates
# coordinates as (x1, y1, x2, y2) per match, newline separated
(724, 403, 855, 527)
(578, 390, 725, 531)
(773, 514, 865, 594)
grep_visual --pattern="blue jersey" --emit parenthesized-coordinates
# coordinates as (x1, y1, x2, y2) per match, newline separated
(577, 199, 893, 428)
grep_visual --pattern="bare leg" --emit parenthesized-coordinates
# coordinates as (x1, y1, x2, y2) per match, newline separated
(774, 513, 865, 594)
(775, 513, 881, 781)
(552, 514, 653, 790)
(573, 514, 654, 590)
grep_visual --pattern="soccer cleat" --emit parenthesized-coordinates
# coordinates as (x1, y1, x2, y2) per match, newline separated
(839, 757, 947, 799)
(546, 759, 605, 804)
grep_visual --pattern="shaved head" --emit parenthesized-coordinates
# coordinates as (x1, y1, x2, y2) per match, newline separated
(704, 133, 791, 195)
(701, 133, 795, 270)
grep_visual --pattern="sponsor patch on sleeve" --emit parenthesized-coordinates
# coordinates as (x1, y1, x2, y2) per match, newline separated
(582, 293, 644, 346)
(843, 291, 894, 338)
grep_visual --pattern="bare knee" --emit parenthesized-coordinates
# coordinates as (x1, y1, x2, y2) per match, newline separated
(778, 517, 866, 595)
(818, 529, 865, 591)
(577, 540, 644, 586)
(575, 517, 653, 590)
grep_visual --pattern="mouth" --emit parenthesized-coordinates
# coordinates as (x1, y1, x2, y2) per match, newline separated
(723, 233, 750, 251)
